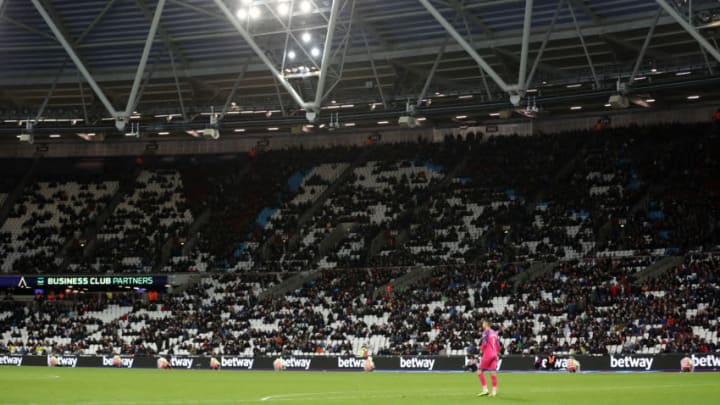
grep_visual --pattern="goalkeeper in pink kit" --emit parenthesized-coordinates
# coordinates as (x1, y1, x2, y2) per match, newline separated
(477, 320, 500, 397)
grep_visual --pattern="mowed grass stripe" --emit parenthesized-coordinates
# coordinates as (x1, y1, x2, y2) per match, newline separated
(0, 367, 718, 404)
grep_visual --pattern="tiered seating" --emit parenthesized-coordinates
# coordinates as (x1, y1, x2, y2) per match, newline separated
(283, 163, 348, 207)
(0, 180, 117, 273)
(2, 254, 718, 356)
(92, 170, 192, 272)
(300, 160, 443, 271)
(317, 230, 366, 269)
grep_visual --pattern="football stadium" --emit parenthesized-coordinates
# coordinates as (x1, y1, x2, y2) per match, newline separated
(0, 0, 719, 403)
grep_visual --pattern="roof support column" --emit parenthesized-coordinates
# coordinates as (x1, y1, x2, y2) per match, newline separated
(124, 0, 166, 123)
(518, 0, 534, 92)
(312, 0, 341, 110)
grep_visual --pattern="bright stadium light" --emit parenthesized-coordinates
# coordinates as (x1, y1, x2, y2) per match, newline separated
(249, 7, 260, 19)
(236, 8, 247, 19)
(299, 0, 312, 13)
(310, 47, 320, 57)
(277, 2, 289, 16)
(301, 32, 312, 43)
(287, 50, 296, 60)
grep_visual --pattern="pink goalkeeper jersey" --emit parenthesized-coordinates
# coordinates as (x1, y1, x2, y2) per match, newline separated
(481, 329, 500, 358)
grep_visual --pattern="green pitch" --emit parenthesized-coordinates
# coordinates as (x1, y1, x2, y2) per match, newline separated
(1, 368, 718, 404)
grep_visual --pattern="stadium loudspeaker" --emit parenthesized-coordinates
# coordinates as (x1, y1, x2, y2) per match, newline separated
(499, 110, 513, 119)
(398, 116, 417, 128)
(18, 133, 33, 143)
(201, 128, 220, 140)
(608, 95, 630, 109)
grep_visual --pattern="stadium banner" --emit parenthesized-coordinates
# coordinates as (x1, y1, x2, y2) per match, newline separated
(0, 275, 168, 290)
(3, 354, 719, 371)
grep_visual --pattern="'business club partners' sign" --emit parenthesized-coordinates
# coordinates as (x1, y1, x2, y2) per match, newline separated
(0, 275, 168, 289)
(39, 276, 159, 287)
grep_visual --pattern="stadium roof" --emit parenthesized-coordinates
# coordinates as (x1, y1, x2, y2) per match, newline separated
(0, 0, 719, 141)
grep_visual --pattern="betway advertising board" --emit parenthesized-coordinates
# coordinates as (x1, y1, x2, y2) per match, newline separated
(1, 354, 718, 371)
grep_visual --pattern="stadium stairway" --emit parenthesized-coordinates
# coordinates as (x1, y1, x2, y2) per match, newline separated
(511, 260, 558, 291)
(0, 157, 39, 238)
(257, 269, 320, 300)
(76, 165, 144, 261)
(364, 152, 471, 264)
(155, 207, 212, 271)
(367, 229, 409, 260)
(179, 208, 212, 256)
(372, 265, 435, 298)
(260, 147, 372, 260)
(304, 222, 354, 270)
(633, 255, 683, 285)
(537, 135, 592, 203)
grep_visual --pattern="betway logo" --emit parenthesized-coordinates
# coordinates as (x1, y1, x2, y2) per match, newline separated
(101, 356, 134, 368)
(283, 358, 312, 370)
(539, 357, 569, 369)
(692, 354, 720, 368)
(400, 357, 435, 370)
(610, 356, 653, 370)
(50, 356, 78, 368)
(337, 358, 366, 369)
(0, 355, 22, 366)
(170, 357, 194, 369)
(220, 357, 254, 369)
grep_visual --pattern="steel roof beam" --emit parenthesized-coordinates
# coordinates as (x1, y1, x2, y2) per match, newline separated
(265, 1, 322, 71)
(361, 29, 387, 110)
(312, 0, 342, 110)
(655, 0, 720, 63)
(460, 12, 492, 100)
(568, 0, 600, 24)
(30, 0, 119, 119)
(167, 42, 187, 122)
(416, 36, 450, 108)
(518, 0, 534, 92)
(123, 0, 165, 124)
(417, 0, 515, 93)
(2, 14, 695, 87)
(0, 15, 57, 42)
(220, 61, 249, 119)
(568, 0, 600, 89)
(525, 0, 564, 90)
(444, 0, 495, 38)
(212, 0, 310, 111)
(32, 0, 118, 124)
(629, 8, 662, 84)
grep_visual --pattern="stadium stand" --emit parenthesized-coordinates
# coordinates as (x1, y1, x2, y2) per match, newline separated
(0, 124, 718, 358)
